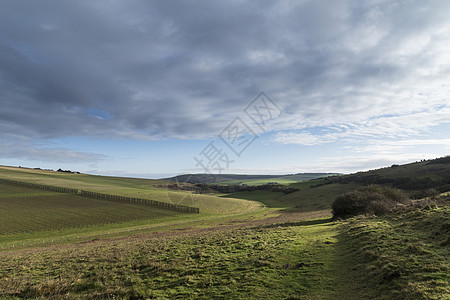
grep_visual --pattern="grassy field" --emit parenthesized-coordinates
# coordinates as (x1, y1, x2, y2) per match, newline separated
(165, 173, 338, 185)
(226, 182, 361, 211)
(0, 166, 261, 215)
(217, 177, 298, 185)
(1, 204, 447, 299)
(0, 163, 449, 298)
(0, 182, 181, 235)
(0, 166, 265, 252)
(0, 218, 340, 299)
(215, 174, 339, 186)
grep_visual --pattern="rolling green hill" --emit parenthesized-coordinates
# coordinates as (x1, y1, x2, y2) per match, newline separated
(0, 181, 179, 235)
(0, 159, 448, 299)
(226, 156, 450, 212)
(0, 166, 261, 215)
(320, 156, 450, 198)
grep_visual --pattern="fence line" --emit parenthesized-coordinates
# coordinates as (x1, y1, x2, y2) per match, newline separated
(0, 178, 79, 194)
(0, 178, 199, 214)
(79, 190, 199, 213)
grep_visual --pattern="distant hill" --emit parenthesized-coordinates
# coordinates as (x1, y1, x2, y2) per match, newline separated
(163, 173, 339, 185)
(320, 156, 450, 198)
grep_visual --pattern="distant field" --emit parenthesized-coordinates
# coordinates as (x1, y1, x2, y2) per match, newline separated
(223, 190, 285, 203)
(166, 173, 339, 185)
(0, 166, 261, 215)
(215, 174, 340, 186)
(0, 182, 179, 235)
(217, 177, 299, 186)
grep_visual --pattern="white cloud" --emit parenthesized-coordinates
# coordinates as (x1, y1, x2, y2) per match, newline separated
(273, 106, 450, 146)
(297, 153, 437, 174)
(349, 138, 450, 154)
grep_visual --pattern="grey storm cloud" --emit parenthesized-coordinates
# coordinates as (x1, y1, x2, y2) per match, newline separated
(1, 0, 450, 143)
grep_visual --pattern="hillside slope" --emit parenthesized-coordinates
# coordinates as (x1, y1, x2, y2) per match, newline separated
(0, 166, 261, 215)
(226, 156, 450, 215)
(336, 203, 450, 299)
(323, 156, 450, 198)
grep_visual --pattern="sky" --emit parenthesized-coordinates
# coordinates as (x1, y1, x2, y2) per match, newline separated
(1, 0, 450, 178)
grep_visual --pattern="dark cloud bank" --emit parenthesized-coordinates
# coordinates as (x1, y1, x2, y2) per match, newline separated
(1, 0, 449, 161)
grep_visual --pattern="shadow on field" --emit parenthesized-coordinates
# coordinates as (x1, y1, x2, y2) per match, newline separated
(255, 217, 334, 229)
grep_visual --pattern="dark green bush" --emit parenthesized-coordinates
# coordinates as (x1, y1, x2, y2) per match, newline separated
(332, 185, 408, 219)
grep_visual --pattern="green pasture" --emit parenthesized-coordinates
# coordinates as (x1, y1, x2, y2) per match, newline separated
(0, 217, 340, 299)
(0, 162, 448, 299)
(0, 166, 261, 214)
(0, 182, 179, 235)
(216, 174, 338, 186)
(217, 177, 299, 186)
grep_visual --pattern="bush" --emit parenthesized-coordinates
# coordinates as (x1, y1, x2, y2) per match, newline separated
(424, 188, 439, 199)
(332, 185, 408, 219)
